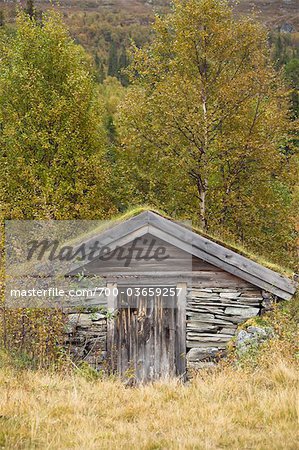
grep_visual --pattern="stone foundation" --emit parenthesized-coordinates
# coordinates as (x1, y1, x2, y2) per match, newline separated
(65, 311, 107, 369)
(64, 285, 265, 374)
(186, 286, 263, 370)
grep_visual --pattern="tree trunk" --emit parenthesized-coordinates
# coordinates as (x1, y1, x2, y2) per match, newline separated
(200, 188, 206, 230)
(200, 87, 208, 230)
(196, 176, 207, 230)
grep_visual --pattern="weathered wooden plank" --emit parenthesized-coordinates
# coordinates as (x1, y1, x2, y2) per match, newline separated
(89, 272, 254, 290)
(147, 213, 296, 297)
(192, 256, 223, 272)
(111, 285, 182, 382)
(147, 221, 295, 299)
(176, 282, 187, 378)
(67, 211, 295, 300)
(68, 225, 149, 275)
(106, 282, 117, 372)
(80, 234, 192, 275)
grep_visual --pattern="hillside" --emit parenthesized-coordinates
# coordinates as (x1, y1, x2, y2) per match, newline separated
(237, 0, 298, 29)
(1, 0, 299, 29)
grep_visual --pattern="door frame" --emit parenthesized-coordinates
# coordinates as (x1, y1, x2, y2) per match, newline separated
(106, 281, 187, 379)
(176, 282, 187, 378)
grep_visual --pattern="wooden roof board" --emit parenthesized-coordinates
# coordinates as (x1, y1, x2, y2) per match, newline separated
(71, 211, 296, 300)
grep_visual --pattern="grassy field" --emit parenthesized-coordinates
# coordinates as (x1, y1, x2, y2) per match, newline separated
(0, 283, 298, 450)
(0, 297, 298, 449)
(0, 356, 297, 449)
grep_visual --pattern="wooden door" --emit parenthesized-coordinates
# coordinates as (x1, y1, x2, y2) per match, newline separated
(109, 285, 186, 383)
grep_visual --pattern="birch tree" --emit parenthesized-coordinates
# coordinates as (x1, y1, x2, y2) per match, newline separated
(117, 0, 296, 263)
(0, 10, 114, 220)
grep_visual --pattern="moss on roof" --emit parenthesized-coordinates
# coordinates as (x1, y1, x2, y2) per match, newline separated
(72, 205, 294, 278)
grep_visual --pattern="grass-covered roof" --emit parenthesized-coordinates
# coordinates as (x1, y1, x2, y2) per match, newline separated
(93, 206, 295, 279)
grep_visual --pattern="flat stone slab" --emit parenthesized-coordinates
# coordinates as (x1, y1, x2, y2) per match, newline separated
(225, 306, 259, 317)
(187, 347, 220, 361)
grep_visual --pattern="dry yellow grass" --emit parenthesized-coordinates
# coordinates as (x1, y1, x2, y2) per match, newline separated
(0, 358, 298, 450)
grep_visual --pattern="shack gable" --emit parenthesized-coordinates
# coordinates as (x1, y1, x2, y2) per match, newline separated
(70, 211, 296, 300)
(79, 233, 254, 289)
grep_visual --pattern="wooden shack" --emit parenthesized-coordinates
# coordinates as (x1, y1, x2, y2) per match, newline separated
(65, 210, 296, 382)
